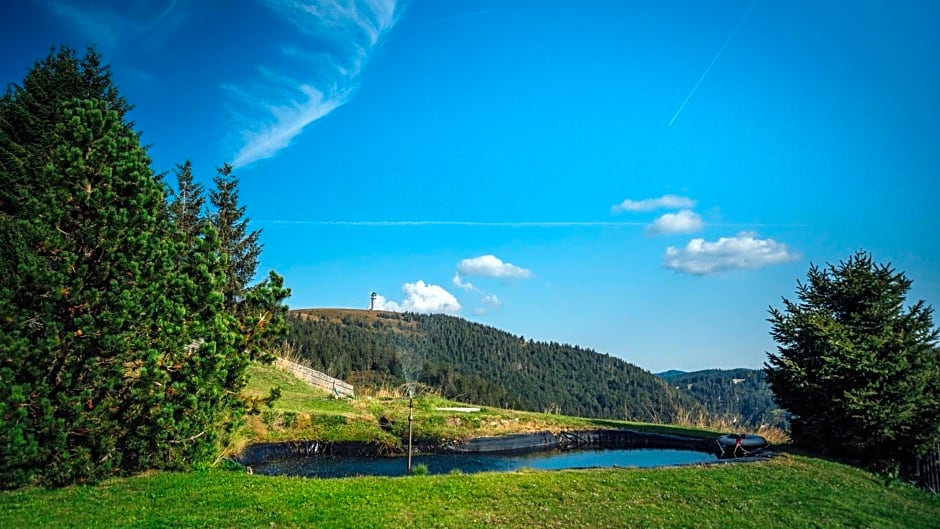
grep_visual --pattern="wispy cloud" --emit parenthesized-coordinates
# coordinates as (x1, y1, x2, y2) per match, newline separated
(457, 255, 532, 279)
(373, 280, 461, 314)
(48, 2, 121, 48)
(452, 272, 475, 291)
(471, 294, 502, 316)
(45, 0, 185, 51)
(612, 194, 696, 213)
(453, 256, 525, 315)
(481, 294, 501, 306)
(646, 209, 704, 236)
(664, 232, 798, 275)
(229, 0, 400, 167)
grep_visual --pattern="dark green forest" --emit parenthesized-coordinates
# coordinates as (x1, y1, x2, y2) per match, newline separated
(287, 309, 703, 423)
(657, 369, 788, 429)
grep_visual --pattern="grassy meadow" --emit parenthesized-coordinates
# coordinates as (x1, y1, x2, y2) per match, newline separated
(2, 361, 938, 528)
(2, 455, 938, 528)
(233, 362, 726, 456)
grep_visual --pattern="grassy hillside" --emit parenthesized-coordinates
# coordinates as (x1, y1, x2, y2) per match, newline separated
(5, 363, 937, 528)
(285, 309, 704, 424)
(3, 454, 938, 528)
(234, 362, 716, 453)
(657, 368, 787, 429)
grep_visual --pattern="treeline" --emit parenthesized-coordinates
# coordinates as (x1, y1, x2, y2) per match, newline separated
(0, 47, 289, 488)
(287, 309, 703, 423)
(657, 369, 788, 429)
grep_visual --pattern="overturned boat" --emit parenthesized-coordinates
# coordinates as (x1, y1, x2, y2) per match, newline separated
(716, 433, 768, 458)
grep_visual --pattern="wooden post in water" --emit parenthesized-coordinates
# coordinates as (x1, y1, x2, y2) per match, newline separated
(407, 396, 414, 474)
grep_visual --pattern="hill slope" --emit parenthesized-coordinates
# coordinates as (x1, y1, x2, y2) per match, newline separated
(286, 309, 703, 423)
(656, 368, 788, 429)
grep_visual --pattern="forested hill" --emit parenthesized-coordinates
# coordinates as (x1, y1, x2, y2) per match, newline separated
(656, 369, 788, 429)
(286, 309, 703, 423)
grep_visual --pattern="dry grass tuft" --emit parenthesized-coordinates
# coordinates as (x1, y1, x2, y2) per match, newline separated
(670, 407, 790, 445)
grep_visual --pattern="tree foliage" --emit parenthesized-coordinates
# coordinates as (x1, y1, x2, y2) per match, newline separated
(659, 369, 788, 430)
(168, 160, 206, 246)
(167, 159, 288, 363)
(287, 310, 702, 423)
(765, 251, 940, 474)
(210, 163, 262, 312)
(0, 47, 287, 488)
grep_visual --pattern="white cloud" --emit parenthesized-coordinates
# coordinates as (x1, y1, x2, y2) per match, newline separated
(371, 293, 401, 312)
(228, 82, 345, 167)
(482, 294, 502, 306)
(472, 296, 501, 316)
(646, 209, 704, 235)
(374, 281, 462, 314)
(612, 194, 696, 213)
(401, 281, 461, 313)
(230, 0, 400, 167)
(664, 232, 798, 275)
(452, 272, 475, 291)
(457, 255, 532, 279)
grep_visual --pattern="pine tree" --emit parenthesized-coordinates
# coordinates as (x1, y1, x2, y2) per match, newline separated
(0, 47, 245, 488)
(209, 163, 262, 311)
(765, 251, 940, 476)
(208, 163, 289, 363)
(168, 160, 206, 245)
(0, 46, 131, 217)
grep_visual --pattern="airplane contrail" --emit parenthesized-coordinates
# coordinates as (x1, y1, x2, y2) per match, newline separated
(255, 219, 802, 228)
(433, 9, 497, 23)
(256, 220, 648, 228)
(668, 0, 758, 127)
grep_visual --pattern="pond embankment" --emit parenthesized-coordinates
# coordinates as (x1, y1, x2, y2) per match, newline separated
(234, 428, 721, 466)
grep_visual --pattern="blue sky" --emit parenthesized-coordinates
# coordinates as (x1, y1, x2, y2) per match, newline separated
(2, 1, 938, 372)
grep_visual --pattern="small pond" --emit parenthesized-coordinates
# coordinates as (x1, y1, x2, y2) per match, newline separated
(250, 448, 716, 478)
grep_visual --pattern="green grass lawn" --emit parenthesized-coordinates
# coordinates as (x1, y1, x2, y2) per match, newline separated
(2, 455, 938, 528)
(4, 362, 937, 528)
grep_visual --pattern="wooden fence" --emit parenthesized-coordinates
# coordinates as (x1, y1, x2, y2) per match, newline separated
(274, 357, 355, 398)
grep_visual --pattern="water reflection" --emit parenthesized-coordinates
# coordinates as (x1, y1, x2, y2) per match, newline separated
(251, 448, 715, 478)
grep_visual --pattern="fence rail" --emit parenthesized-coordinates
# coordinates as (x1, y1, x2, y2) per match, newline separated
(274, 357, 354, 398)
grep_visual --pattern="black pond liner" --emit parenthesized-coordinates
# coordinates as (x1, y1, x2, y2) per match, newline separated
(233, 429, 770, 478)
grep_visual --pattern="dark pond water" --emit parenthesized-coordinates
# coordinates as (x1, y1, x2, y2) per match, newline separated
(250, 448, 716, 478)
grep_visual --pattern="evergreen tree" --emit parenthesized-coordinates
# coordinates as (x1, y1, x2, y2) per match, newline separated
(0, 47, 245, 488)
(207, 163, 288, 362)
(210, 163, 262, 311)
(0, 46, 131, 216)
(240, 270, 292, 363)
(168, 160, 206, 245)
(765, 251, 940, 476)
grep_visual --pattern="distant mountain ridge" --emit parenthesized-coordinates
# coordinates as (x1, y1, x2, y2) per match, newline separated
(286, 309, 704, 424)
(654, 370, 687, 380)
(655, 368, 788, 429)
